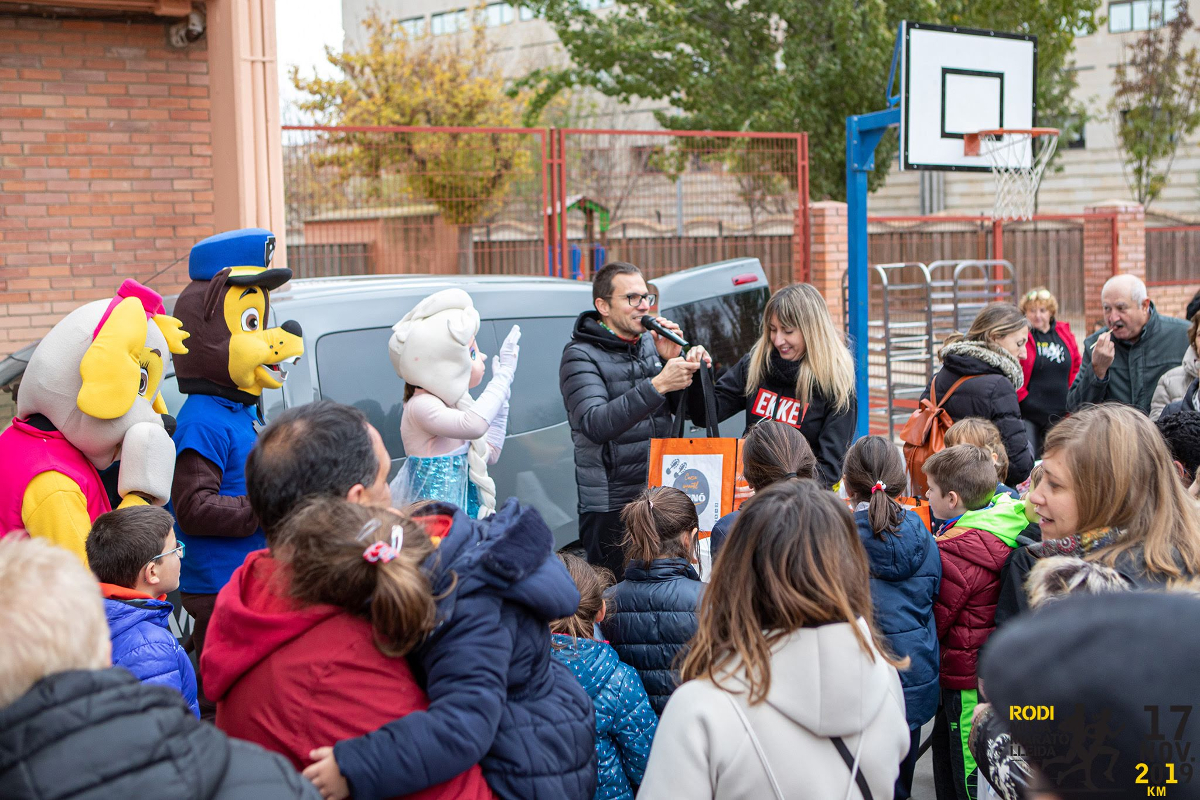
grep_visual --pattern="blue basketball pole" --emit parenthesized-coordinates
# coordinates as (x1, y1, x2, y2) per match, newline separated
(845, 107, 899, 439)
(845, 23, 904, 439)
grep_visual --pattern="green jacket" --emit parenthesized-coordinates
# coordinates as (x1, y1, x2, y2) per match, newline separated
(1067, 306, 1190, 414)
(956, 494, 1028, 548)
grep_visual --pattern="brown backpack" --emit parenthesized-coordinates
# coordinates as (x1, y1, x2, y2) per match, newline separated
(899, 375, 977, 498)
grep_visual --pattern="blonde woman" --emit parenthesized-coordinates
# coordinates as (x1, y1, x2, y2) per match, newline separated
(688, 283, 856, 487)
(924, 302, 1034, 485)
(1017, 287, 1081, 456)
(994, 403, 1200, 625)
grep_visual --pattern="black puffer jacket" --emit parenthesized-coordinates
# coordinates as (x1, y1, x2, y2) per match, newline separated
(0, 668, 318, 800)
(560, 312, 678, 513)
(687, 350, 857, 487)
(922, 341, 1034, 486)
(598, 558, 704, 716)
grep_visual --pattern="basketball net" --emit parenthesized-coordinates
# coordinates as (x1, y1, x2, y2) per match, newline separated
(966, 129, 1059, 221)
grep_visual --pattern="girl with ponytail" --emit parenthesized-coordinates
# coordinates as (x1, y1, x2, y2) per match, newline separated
(841, 435, 942, 800)
(201, 497, 492, 800)
(599, 487, 705, 716)
(388, 288, 520, 518)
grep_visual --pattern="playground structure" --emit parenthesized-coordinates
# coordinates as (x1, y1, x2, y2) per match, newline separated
(843, 259, 1016, 438)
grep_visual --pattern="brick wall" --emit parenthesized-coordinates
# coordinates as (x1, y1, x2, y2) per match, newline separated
(0, 13, 213, 358)
(1149, 282, 1199, 321)
(808, 201, 847, 325)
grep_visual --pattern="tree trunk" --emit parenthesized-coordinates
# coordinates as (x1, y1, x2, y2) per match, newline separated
(458, 225, 475, 274)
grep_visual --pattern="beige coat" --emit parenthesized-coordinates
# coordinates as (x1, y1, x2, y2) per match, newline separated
(1151, 346, 1199, 420)
(639, 619, 909, 800)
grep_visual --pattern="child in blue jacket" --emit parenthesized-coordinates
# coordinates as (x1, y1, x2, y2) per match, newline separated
(551, 553, 657, 800)
(842, 436, 942, 800)
(85, 506, 198, 717)
(302, 499, 597, 800)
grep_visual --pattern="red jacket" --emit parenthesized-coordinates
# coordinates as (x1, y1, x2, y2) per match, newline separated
(200, 550, 492, 800)
(1018, 320, 1081, 403)
(934, 525, 1016, 690)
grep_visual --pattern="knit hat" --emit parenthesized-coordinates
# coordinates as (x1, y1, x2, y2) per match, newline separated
(981, 591, 1200, 799)
(388, 289, 480, 406)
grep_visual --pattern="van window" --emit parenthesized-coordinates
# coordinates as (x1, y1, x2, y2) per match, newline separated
(485, 316, 574, 433)
(315, 328, 407, 459)
(314, 317, 574, 460)
(661, 287, 769, 381)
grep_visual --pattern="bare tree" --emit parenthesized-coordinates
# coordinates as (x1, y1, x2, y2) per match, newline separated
(1110, 1, 1200, 209)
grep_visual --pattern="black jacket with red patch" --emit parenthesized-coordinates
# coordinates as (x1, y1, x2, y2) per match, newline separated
(686, 351, 856, 488)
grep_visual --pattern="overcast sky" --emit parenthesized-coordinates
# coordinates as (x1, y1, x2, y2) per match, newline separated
(277, 0, 345, 122)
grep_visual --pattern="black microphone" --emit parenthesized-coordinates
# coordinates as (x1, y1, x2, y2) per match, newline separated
(641, 315, 690, 348)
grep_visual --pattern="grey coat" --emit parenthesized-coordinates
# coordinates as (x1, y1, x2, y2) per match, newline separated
(559, 311, 678, 514)
(1067, 306, 1190, 414)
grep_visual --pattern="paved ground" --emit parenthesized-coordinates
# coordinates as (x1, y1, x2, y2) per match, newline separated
(912, 720, 937, 798)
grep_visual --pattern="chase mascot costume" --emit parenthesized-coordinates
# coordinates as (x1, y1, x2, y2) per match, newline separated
(389, 288, 519, 517)
(0, 279, 189, 563)
(169, 228, 303, 682)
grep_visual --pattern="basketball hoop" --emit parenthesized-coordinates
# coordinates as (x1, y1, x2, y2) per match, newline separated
(963, 128, 1059, 221)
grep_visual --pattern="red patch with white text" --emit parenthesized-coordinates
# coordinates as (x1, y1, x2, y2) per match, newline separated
(750, 388, 808, 429)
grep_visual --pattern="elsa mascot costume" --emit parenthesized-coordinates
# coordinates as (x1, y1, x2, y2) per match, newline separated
(388, 289, 520, 518)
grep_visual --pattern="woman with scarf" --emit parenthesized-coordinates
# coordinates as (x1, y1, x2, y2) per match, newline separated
(994, 403, 1200, 627)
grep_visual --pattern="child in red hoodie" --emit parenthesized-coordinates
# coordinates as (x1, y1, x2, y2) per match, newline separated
(200, 497, 492, 800)
(923, 445, 1028, 800)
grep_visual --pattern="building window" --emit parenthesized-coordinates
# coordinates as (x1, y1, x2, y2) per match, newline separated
(1064, 115, 1086, 149)
(486, 2, 514, 26)
(519, 4, 536, 20)
(431, 8, 469, 34)
(1108, 0, 1184, 33)
(399, 15, 425, 36)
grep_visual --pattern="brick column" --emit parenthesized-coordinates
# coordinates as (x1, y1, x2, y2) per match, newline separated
(809, 201, 848, 325)
(1082, 201, 1144, 326)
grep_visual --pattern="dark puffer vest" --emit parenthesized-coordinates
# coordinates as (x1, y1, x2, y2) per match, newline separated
(599, 558, 704, 716)
(0, 668, 318, 800)
(922, 341, 1034, 486)
(560, 312, 678, 513)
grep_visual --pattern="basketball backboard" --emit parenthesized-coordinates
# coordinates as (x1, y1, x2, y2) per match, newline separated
(899, 22, 1038, 171)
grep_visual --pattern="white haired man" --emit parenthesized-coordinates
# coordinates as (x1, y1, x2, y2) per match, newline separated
(1067, 274, 1190, 414)
(0, 537, 319, 799)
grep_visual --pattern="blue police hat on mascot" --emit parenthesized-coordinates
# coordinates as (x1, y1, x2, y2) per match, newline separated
(188, 228, 292, 290)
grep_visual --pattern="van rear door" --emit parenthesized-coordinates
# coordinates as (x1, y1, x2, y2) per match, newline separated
(652, 257, 771, 437)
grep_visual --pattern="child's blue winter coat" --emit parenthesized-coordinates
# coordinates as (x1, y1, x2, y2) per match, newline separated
(550, 634, 657, 800)
(854, 507, 942, 728)
(599, 558, 703, 716)
(333, 499, 596, 800)
(102, 595, 199, 718)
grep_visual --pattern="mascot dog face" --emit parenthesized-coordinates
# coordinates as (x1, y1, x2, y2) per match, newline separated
(17, 279, 190, 469)
(172, 229, 304, 403)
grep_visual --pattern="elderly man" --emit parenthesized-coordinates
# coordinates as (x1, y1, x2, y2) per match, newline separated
(1067, 274, 1190, 414)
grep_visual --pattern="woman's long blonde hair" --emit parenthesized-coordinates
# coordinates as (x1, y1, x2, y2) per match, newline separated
(1043, 404, 1200, 583)
(682, 479, 906, 704)
(744, 283, 855, 413)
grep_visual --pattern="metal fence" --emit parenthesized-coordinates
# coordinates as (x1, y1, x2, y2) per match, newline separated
(866, 214, 1106, 331)
(282, 125, 809, 287)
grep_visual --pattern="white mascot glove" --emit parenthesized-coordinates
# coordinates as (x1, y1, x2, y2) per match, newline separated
(473, 325, 520, 424)
(117, 422, 177, 506)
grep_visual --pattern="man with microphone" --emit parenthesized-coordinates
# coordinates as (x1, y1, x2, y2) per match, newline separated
(560, 261, 709, 578)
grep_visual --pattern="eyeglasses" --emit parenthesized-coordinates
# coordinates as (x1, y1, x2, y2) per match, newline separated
(146, 542, 185, 565)
(609, 292, 657, 308)
(1024, 290, 1052, 301)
